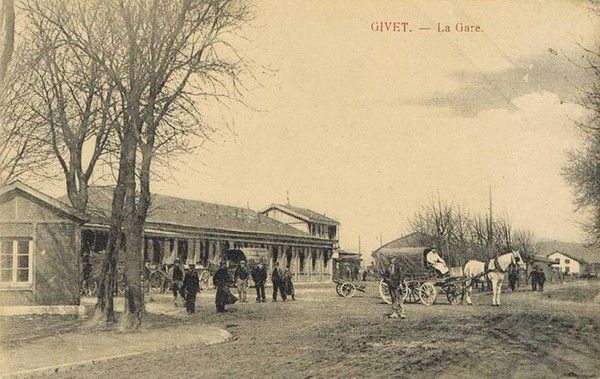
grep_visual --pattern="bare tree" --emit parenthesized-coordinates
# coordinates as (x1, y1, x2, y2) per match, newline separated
(562, 3, 600, 245)
(0, 0, 15, 81)
(25, 0, 253, 327)
(409, 196, 537, 266)
(1, 12, 117, 212)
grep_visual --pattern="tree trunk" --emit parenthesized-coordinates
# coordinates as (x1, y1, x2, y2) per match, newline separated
(122, 217, 144, 328)
(94, 120, 137, 324)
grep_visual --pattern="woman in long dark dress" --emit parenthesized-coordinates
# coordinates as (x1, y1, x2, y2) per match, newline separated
(213, 261, 231, 313)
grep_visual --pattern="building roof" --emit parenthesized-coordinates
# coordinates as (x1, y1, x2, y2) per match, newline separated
(0, 180, 87, 222)
(63, 186, 328, 241)
(261, 204, 339, 225)
(376, 232, 431, 251)
(538, 240, 600, 264)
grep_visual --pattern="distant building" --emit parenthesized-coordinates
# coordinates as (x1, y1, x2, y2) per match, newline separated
(546, 252, 580, 275)
(260, 204, 339, 245)
(538, 240, 600, 276)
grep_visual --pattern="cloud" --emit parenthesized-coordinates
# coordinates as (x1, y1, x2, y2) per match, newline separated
(408, 53, 594, 117)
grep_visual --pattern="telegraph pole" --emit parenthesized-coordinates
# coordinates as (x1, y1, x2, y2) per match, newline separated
(488, 185, 494, 257)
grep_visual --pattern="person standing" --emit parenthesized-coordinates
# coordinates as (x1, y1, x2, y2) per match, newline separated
(508, 263, 519, 292)
(213, 261, 231, 313)
(170, 259, 185, 306)
(283, 265, 295, 301)
(251, 260, 267, 302)
(385, 260, 406, 319)
(234, 260, 249, 303)
(182, 263, 200, 314)
(529, 266, 539, 291)
(271, 261, 286, 302)
(538, 268, 546, 292)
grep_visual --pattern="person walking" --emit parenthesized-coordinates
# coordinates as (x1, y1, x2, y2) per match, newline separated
(169, 259, 185, 306)
(529, 266, 539, 291)
(251, 260, 267, 302)
(271, 261, 286, 302)
(283, 265, 295, 301)
(385, 260, 406, 319)
(538, 268, 546, 292)
(213, 261, 231, 313)
(182, 263, 200, 314)
(234, 260, 249, 303)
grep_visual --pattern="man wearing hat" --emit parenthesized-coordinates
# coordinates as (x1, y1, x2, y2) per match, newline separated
(251, 259, 267, 302)
(169, 258, 184, 306)
(234, 260, 249, 302)
(182, 263, 200, 314)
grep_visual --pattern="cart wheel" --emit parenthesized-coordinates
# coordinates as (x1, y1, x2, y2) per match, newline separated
(335, 283, 343, 297)
(379, 279, 392, 304)
(404, 282, 421, 304)
(446, 283, 463, 305)
(340, 282, 356, 298)
(419, 282, 437, 306)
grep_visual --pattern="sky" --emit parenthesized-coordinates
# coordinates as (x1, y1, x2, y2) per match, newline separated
(47, 1, 599, 261)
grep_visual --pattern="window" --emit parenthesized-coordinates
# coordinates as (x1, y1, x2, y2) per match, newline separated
(564, 259, 570, 264)
(0, 239, 33, 285)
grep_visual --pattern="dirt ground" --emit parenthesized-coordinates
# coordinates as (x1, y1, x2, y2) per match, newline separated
(6, 281, 600, 378)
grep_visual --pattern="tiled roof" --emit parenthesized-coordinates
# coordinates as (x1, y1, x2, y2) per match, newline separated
(64, 186, 325, 240)
(263, 204, 339, 225)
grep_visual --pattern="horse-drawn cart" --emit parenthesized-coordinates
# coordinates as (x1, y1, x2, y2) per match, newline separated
(373, 246, 467, 306)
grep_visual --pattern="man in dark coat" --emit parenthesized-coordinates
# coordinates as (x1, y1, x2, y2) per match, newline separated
(251, 260, 267, 302)
(529, 266, 539, 291)
(271, 261, 286, 302)
(508, 263, 519, 292)
(170, 259, 185, 306)
(182, 263, 200, 314)
(213, 261, 231, 313)
(537, 267, 546, 292)
(283, 265, 295, 301)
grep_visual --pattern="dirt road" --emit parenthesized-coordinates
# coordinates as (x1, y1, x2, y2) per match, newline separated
(46, 281, 600, 378)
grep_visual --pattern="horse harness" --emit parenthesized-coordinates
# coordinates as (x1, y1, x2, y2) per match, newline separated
(483, 255, 506, 275)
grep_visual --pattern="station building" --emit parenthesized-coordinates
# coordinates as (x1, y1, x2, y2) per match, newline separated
(0, 181, 338, 307)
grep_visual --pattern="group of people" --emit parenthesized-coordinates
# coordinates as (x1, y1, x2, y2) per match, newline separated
(168, 259, 201, 314)
(528, 265, 547, 292)
(168, 258, 297, 314)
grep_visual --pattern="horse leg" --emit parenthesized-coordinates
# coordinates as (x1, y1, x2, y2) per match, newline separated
(490, 278, 497, 306)
(496, 278, 503, 306)
(465, 279, 473, 305)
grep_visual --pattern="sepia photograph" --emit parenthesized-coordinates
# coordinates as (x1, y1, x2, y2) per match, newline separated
(0, 0, 599, 378)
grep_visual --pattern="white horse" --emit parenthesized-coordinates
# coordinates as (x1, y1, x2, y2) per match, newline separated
(463, 250, 526, 306)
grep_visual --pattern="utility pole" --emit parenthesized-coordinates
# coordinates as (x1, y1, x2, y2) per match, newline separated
(379, 231, 383, 247)
(358, 235, 361, 254)
(286, 190, 290, 205)
(488, 185, 494, 257)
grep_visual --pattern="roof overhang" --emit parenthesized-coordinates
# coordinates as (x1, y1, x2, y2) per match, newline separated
(261, 204, 339, 226)
(0, 180, 88, 223)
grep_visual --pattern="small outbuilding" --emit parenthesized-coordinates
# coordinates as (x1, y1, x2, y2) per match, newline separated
(0, 181, 85, 307)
